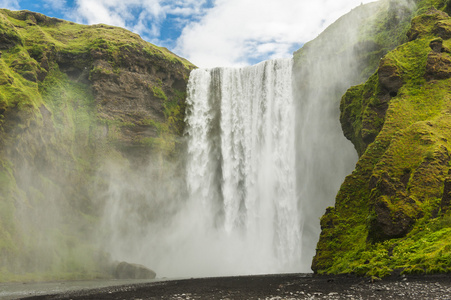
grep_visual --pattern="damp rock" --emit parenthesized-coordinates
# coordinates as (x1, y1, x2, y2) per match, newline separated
(430, 38, 444, 53)
(425, 51, 451, 80)
(378, 57, 403, 97)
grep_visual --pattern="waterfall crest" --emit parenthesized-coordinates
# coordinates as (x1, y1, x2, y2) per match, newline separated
(185, 59, 302, 274)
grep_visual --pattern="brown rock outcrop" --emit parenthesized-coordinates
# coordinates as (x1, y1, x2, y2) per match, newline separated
(441, 171, 451, 213)
(407, 8, 449, 41)
(425, 51, 451, 80)
(367, 172, 420, 242)
(378, 57, 403, 97)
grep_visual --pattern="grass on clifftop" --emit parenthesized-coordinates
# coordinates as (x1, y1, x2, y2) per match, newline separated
(1, 9, 194, 69)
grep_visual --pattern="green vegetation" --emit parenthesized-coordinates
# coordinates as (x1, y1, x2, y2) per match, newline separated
(0, 8, 193, 281)
(152, 85, 167, 101)
(6, 0, 451, 283)
(314, 2, 451, 278)
(0, 10, 194, 70)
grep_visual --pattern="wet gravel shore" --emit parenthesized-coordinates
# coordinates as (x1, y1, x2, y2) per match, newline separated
(21, 273, 451, 300)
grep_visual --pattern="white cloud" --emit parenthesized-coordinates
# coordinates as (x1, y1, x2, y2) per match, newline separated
(63, 0, 380, 67)
(163, 0, 210, 17)
(72, 0, 160, 28)
(43, 0, 67, 11)
(70, 0, 210, 45)
(175, 0, 377, 67)
(0, 0, 19, 10)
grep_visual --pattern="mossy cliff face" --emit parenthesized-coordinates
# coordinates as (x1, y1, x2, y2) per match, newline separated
(314, 3, 451, 277)
(0, 9, 194, 281)
(292, 0, 416, 264)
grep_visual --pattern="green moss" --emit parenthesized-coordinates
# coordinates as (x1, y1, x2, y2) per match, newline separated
(0, 13, 23, 47)
(0, 50, 42, 112)
(416, 0, 450, 14)
(0, 6, 195, 282)
(90, 65, 114, 77)
(0, 9, 195, 75)
(152, 85, 167, 101)
(315, 2, 451, 277)
(318, 223, 451, 277)
(0, 25, 104, 280)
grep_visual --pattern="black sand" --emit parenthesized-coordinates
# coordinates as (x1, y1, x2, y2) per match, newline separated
(21, 273, 451, 299)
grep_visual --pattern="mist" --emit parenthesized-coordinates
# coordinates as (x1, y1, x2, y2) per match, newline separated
(83, 0, 417, 278)
(1, 106, 111, 280)
(293, 0, 416, 264)
(98, 59, 301, 277)
(0, 0, 418, 281)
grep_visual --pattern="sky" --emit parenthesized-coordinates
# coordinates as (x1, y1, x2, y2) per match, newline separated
(0, 0, 376, 67)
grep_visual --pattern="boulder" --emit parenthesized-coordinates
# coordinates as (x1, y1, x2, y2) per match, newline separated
(429, 38, 444, 53)
(368, 198, 417, 242)
(433, 20, 451, 40)
(425, 51, 451, 80)
(407, 8, 449, 41)
(378, 57, 403, 97)
(113, 261, 156, 279)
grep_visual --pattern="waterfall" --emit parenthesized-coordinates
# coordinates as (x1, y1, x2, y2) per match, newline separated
(97, 1, 410, 278)
(100, 53, 357, 277)
(185, 58, 301, 274)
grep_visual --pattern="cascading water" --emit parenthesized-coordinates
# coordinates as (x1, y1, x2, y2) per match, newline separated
(185, 59, 301, 274)
(101, 37, 360, 277)
(98, 0, 418, 278)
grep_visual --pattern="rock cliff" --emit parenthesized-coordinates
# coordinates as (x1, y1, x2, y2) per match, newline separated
(0, 9, 194, 281)
(3, 0, 451, 282)
(314, 0, 451, 277)
(292, 0, 416, 266)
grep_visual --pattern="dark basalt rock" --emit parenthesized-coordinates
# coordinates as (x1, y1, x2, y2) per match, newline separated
(378, 57, 403, 97)
(407, 8, 449, 41)
(429, 38, 444, 53)
(433, 20, 451, 40)
(0, 32, 21, 49)
(367, 172, 420, 242)
(441, 171, 451, 213)
(369, 198, 416, 242)
(425, 51, 451, 80)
